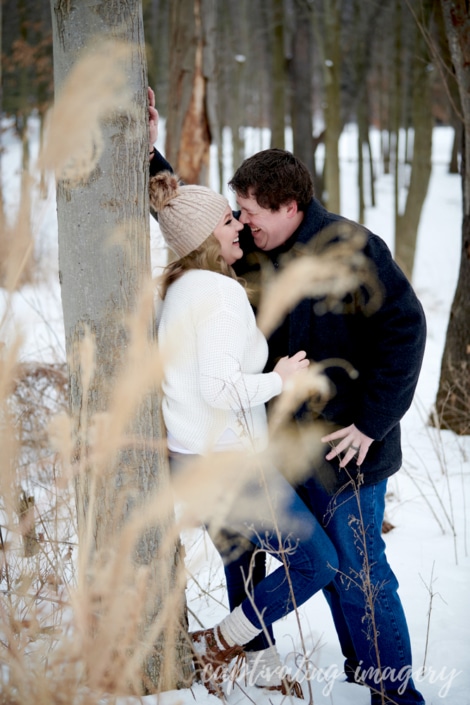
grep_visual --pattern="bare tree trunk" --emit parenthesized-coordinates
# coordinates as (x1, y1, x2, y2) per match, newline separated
(434, 0, 470, 434)
(380, 48, 391, 175)
(323, 0, 341, 212)
(165, 0, 214, 184)
(270, 0, 286, 149)
(50, 0, 191, 691)
(146, 0, 170, 115)
(357, 105, 366, 224)
(392, 0, 402, 246)
(290, 1, 314, 174)
(449, 116, 461, 173)
(227, 0, 249, 169)
(395, 2, 434, 281)
(354, 0, 366, 223)
(366, 127, 376, 208)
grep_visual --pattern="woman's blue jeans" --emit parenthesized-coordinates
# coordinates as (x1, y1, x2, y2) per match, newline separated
(212, 467, 338, 651)
(192, 461, 339, 652)
(296, 474, 425, 705)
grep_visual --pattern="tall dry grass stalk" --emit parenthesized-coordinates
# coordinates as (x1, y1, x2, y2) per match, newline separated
(0, 278, 365, 702)
(256, 220, 382, 338)
(38, 39, 134, 185)
(0, 173, 35, 291)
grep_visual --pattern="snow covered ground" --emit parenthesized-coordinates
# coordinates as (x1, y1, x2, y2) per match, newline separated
(1, 120, 468, 704)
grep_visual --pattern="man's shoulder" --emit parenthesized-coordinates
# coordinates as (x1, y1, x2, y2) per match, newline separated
(296, 198, 344, 245)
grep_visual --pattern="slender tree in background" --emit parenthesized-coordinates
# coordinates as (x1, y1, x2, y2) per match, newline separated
(270, 0, 286, 149)
(395, 0, 434, 280)
(354, 0, 369, 224)
(435, 0, 470, 434)
(352, 0, 388, 223)
(430, 0, 462, 173)
(320, 0, 342, 212)
(289, 0, 315, 175)
(391, 0, 403, 242)
(144, 0, 170, 116)
(226, 0, 249, 170)
(49, 0, 190, 690)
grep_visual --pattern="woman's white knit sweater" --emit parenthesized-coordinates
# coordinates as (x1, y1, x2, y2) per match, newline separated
(158, 269, 283, 453)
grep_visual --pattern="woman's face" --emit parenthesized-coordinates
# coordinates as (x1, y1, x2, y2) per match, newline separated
(213, 205, 244, 265)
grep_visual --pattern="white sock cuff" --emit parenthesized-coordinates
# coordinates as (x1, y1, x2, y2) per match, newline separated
(218, 605, 261, 647)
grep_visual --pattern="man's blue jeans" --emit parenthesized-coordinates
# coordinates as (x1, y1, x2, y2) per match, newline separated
(297, 473, 425, 705)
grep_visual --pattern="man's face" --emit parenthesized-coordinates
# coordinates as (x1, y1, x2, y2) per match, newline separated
(236, 192, 302, 251)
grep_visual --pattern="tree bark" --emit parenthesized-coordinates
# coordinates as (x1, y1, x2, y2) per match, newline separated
(165, 0, 214, 185)
(290, 0, 315, 175)
(392, 0, 402, 244)
(434, 0, 470, 434)
(395, 2, 434, 281)
(227, 0, 249, 170)
(50, 0, 191, 691)
(270, 0, 286, 149)
(322, 0, 341, 212)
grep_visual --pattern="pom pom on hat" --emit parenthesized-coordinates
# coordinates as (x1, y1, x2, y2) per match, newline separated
(149, 171, 229, 259)
(149, 171, 180, 211)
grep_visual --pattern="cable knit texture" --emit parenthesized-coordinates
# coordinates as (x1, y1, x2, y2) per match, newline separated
(158, 270, 282, 453)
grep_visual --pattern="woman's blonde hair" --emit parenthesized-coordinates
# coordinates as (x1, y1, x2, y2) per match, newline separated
(158, 234, 239, 299)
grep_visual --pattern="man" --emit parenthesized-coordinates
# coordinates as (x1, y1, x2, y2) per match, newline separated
(227, 150, 426, 705)
(148, 92, 426, 704)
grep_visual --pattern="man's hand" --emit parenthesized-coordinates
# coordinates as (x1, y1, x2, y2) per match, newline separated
(321, 424, 374, 468)
(148, 86, 159, 155)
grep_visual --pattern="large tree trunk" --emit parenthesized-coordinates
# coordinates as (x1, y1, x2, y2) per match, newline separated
(165, 0, 215, 185)
(434, 0, 470, 434)
(50, 0, 191, 692)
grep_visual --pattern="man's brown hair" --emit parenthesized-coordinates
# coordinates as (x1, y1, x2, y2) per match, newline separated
(228, 148, 314, 212)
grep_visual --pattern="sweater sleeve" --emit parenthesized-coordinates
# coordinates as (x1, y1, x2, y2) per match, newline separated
(195, 286, 282, 411)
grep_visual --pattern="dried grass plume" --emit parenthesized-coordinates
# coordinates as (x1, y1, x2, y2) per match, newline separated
(38, 38, 133, 183)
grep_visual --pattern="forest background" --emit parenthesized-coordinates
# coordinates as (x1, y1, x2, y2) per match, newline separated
(0, 0, 469, 703)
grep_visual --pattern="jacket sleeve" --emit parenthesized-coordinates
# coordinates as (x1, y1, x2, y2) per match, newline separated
(352, 235, 427, 440)
(149, 148, 173, 176)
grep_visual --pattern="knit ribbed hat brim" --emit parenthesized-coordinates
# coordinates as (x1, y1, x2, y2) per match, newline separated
(149, 173, 229, 258)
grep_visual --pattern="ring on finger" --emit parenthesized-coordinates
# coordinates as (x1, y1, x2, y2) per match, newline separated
(351, 444, 360, 452)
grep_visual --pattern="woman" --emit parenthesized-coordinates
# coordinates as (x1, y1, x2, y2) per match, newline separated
(150, 172, 338, 698)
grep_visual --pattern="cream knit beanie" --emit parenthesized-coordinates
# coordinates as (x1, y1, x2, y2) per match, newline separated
(149, 172, 229, 258)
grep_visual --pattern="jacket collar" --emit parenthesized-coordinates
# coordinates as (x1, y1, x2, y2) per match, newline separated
(266, 198, 329, 262)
